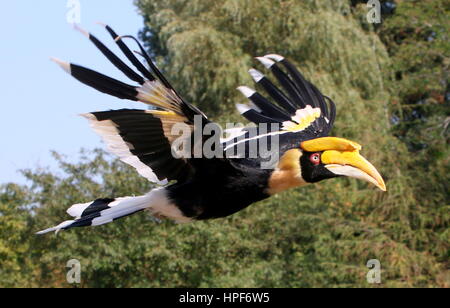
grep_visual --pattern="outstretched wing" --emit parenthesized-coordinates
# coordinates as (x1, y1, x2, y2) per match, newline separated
(82, 109, 195, 184)
(53, 25, 212, 184)
(233, 54, 336, 152)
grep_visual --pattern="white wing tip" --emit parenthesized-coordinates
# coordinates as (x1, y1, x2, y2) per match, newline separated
(264, 54, 284, 62)
(73, 24, 90, 38)
(95, 21, 107, 27)
(51, 57, 71, 74)
(79, 113, 96, 121)
(237, 86, 256, 98)
(248, 68, 264, 83)
(236, 104, 251, 114)
(255, 56, 275, 69)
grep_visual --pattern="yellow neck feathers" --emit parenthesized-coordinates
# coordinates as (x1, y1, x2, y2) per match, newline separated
(267, 149, 307, 195)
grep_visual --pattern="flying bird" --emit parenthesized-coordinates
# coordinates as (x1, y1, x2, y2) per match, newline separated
(37, 25, 386, 234)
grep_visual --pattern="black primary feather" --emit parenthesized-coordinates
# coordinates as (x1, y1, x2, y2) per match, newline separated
(103, 25, 156, 81)
(77, 26, 145, 85)
(70, 64, 139, 100)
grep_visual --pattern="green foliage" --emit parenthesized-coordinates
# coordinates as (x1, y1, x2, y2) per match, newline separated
(376, 0, 449, 208)
(0, 0, 448, 287)
(0, 184, 33, 287)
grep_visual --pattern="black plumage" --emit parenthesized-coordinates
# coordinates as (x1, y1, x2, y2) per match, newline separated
(37, 25, 385, 235)
(252, 72, 298, 114)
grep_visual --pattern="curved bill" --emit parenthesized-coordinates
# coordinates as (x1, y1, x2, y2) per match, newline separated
(301, 137, 362, 152)
(321, 150, 386, 191)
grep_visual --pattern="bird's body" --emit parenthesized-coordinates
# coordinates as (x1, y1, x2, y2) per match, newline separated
(37, 25, 386, 235)
(167, 158, 272, 220)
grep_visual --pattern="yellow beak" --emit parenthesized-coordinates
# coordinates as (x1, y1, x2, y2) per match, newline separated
(301, 137, 386, 191)
(321, 150, 386, 191)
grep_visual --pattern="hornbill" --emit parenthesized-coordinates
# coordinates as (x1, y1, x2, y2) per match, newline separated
(37, 25, 386, 234)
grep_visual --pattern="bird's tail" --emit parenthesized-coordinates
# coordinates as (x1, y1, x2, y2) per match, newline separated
(36, 189, 167, 235)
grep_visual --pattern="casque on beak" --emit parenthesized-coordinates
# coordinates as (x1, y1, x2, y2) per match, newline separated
(301, 137, 386, 191)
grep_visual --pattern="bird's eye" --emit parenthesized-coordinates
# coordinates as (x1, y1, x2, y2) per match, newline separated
(310, 153, 321, 165)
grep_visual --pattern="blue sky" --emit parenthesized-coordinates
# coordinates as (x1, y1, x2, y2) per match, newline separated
(0, 1, 148, 184)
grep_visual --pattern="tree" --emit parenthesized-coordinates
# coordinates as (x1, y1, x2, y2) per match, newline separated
(134, 0, 449, 286)
(377, 0, 449, 210)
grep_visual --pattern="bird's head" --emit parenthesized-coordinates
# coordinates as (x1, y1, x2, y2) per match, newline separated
(267, 137, 386, 195)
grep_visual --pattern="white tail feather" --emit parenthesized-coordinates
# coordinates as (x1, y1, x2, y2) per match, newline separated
(36, 188, 191, 235)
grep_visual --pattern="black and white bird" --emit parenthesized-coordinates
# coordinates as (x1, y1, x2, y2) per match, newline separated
(37, 25, 386, 234)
